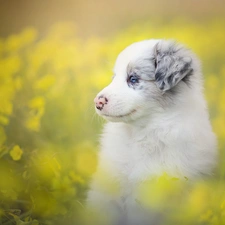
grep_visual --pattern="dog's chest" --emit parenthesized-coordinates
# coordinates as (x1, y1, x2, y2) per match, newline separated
(102, 123, 170, 184)
(119, 135, 166, 182)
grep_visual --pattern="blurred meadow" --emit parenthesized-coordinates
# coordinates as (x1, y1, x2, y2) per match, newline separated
(0, 0, 225, 224)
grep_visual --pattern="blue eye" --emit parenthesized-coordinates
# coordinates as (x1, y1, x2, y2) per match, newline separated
(129, 75, 139, 84)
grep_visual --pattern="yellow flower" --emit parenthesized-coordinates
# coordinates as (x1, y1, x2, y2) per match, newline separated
(10, 145, 23, 161)
(28, 97, 45, 109)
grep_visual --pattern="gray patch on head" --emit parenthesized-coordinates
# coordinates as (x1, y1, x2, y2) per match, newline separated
(126, 57, 157, 92)
(126, 40, 194, 97)
(127, 58, 155, 81)
(154, 40, 194, 92)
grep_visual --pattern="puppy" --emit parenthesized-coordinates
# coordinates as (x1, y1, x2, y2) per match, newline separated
(87, 39, 217, 224)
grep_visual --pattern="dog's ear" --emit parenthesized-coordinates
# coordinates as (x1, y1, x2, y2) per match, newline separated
(154, 40, 193, 92)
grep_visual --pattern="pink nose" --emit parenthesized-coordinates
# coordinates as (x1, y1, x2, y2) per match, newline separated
(94, 95, 108, 110)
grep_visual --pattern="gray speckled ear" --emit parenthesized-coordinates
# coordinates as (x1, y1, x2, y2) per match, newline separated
(154, 41, 193, 92)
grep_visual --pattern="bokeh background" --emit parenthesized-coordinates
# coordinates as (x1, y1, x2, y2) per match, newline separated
(0, 0, 225, 224)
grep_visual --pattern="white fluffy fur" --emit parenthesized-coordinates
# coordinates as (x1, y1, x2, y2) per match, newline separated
(87, 39, 217, 224)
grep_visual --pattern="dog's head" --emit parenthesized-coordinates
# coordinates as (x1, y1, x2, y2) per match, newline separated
(94, 39, 200, 123)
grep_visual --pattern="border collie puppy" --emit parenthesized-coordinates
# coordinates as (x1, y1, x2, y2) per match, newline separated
(87, 40, 217, 225)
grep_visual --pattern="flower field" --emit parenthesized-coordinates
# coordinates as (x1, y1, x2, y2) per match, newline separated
(0, 19, 225, 224)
